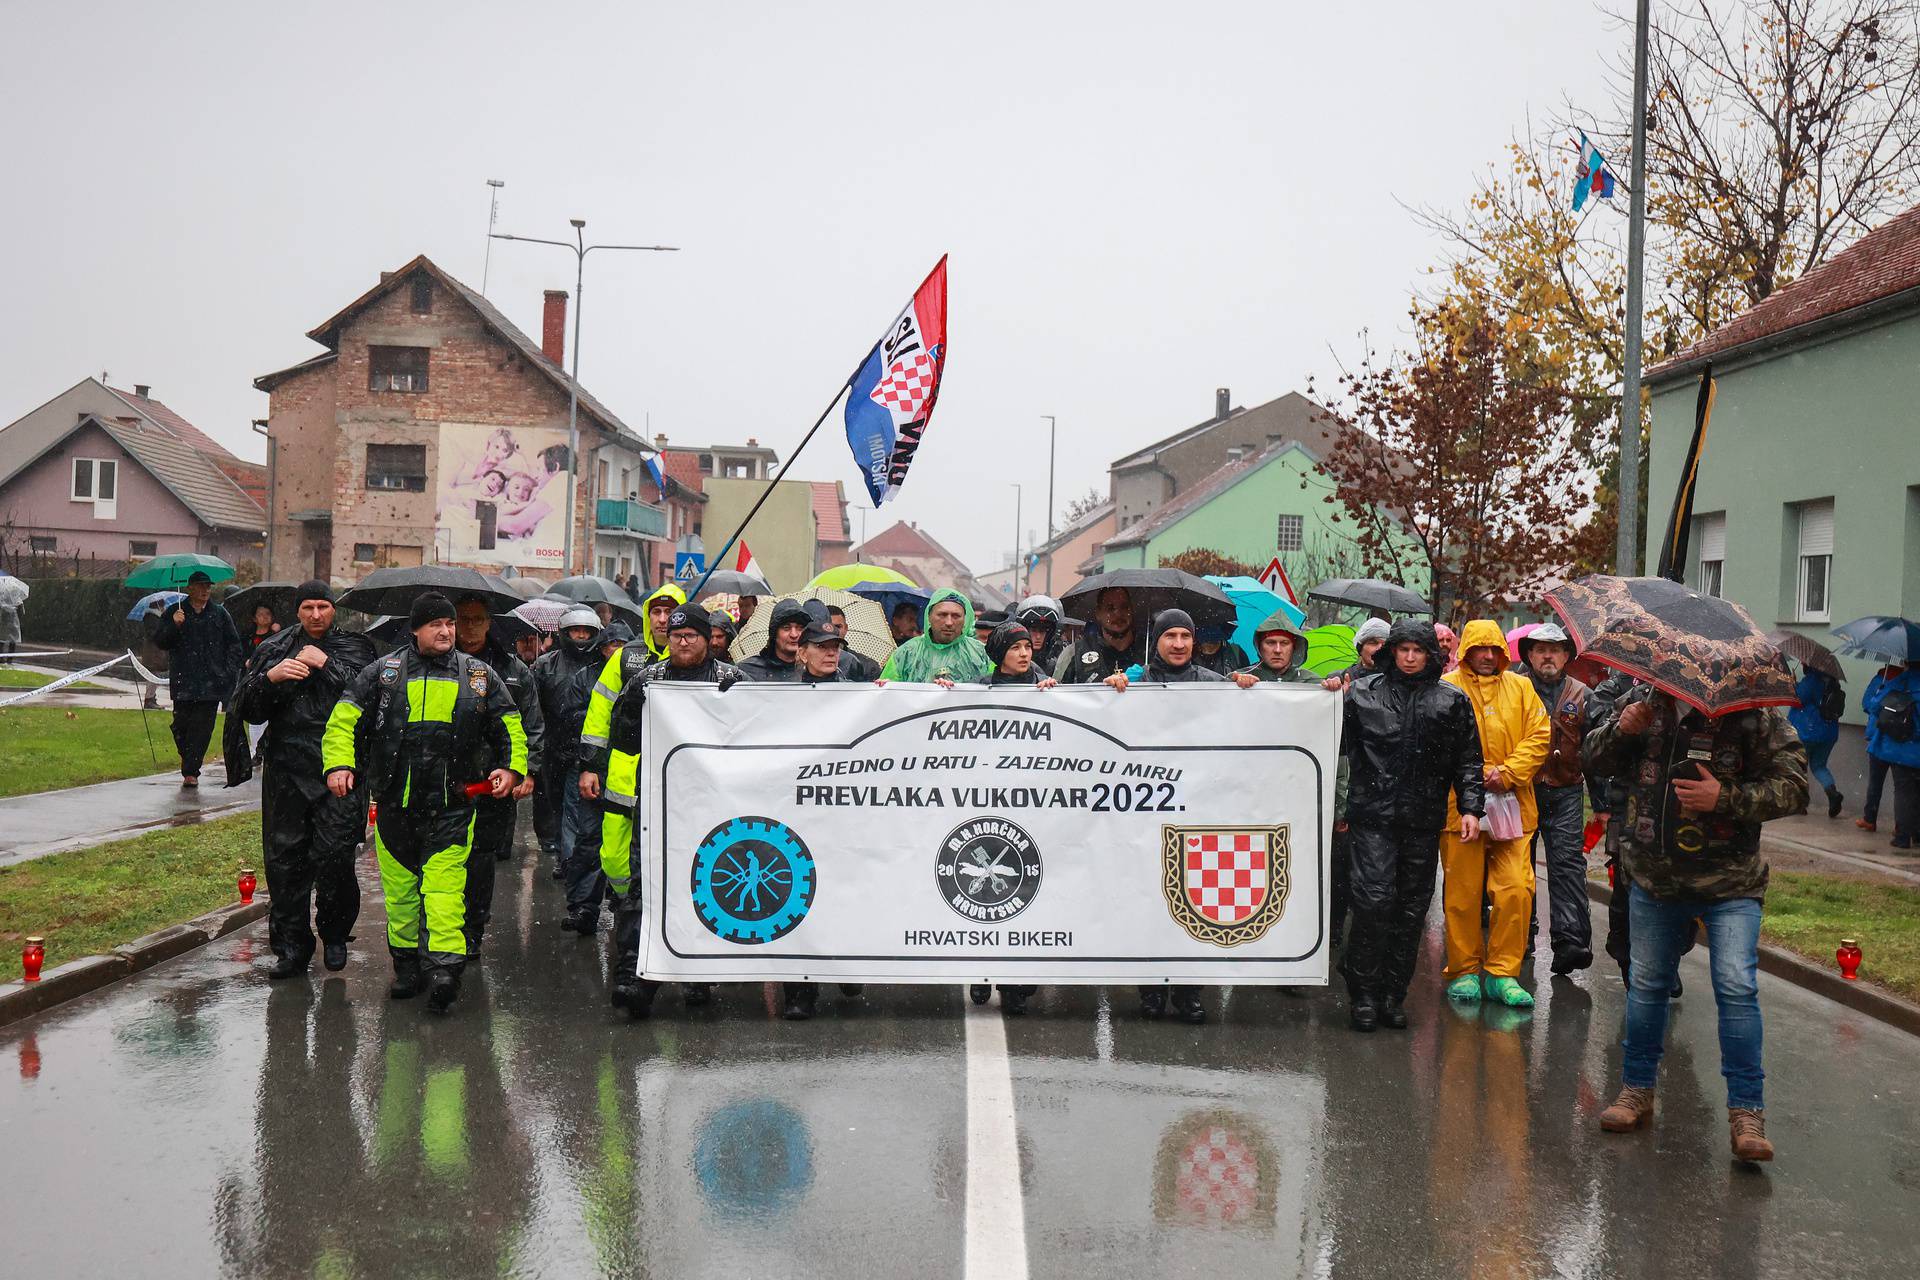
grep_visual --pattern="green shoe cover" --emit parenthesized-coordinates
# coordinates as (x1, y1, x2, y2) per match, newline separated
(1485, 977, 1535, 1008)
(1445, 974, 1483, 1002)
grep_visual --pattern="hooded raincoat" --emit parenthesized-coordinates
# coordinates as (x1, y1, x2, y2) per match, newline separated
(880, 588, 993, 684)
(1441, 619, 1551, 832)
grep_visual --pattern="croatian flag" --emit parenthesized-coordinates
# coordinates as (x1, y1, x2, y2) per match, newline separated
(1571, 131, 1616, 212)
(735, 539, 767, 583)
(844, 256, 948, 506)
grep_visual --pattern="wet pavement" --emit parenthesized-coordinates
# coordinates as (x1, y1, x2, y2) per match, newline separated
(0, 762, 259, 866)
(2, 837, 1917, 1279)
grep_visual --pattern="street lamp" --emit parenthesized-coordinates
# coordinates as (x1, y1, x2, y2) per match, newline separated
(490, 220, 678, 575)
(1041, 415, 1056, 594)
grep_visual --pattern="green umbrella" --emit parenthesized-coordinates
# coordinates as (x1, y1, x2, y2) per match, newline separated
(807, 563, 917, 590)
(1303, 623, 1357, 677)
(123, 553, 234, 589)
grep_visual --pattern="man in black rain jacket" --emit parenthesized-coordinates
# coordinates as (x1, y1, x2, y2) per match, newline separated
(735, 597, 810, 683)
(532, 606, 606, 878)
(232, 580, 378, 978)
(152, 569, 244, 785)
(1336, 618, 1485, 1032)
(452, 595, 546, 952)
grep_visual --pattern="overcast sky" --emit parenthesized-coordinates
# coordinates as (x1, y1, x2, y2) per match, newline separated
(0, 1, 1620, 573)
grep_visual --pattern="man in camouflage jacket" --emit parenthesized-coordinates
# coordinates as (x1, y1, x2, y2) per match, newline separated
(1581, 688, 1807, 1163)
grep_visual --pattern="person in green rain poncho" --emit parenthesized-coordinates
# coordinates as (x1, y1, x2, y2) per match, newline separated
(878, 588, 993, 685)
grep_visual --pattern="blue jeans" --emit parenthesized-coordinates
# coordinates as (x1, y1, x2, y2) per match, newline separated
(1622, 884, 1764, 1109)
(1806, 739, 1837, 796)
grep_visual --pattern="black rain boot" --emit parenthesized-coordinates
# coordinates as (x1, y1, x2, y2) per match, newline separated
(1552, 946, 1594, 976)
(1001, 985, 1031, 1016)
(1172, 987, 1206, 1025)
(625, 980, 660, 1020)
(388, 950, 424, 1000)
(839, 984, 865, 998)
(1828, 788, 1845, 819)
(1380, 996, 1408, 1030)
(970, 984, 992, 1005)
(1349, 996, 1379, 1032)
(267, 951, 310, 980)
(682, 984, 713, 1008)
(782, 983, 816, 1021)
(1138, 987, 1168, 1018)
(322, 940, 349, 972)
(426, 965, 461, 1014)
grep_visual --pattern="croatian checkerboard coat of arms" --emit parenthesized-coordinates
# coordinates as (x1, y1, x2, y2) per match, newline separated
(1161, 825, 1290, 947)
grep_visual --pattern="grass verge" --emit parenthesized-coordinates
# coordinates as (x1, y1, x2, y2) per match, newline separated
(0, 705, 221, 797)
(1764, 870, 1920, 1002)
(1, 812, 260, 977)
(0, 668, 101, 691)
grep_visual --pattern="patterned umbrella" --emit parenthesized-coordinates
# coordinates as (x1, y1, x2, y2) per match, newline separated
(732, 588, 895, 666)
(1765, 630, 1845, 681)
(1543, 575, 1797, 716)
(513, 595, 586, 632)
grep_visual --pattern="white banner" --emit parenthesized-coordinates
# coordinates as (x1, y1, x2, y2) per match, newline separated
(639, 682, 1339, 984)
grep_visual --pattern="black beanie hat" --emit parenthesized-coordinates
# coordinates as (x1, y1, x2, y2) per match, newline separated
(295, 579, 333, 607)
(666, 602, 712, 638)
(987, 621, 1032, 668)
(408, 592, 456, 630)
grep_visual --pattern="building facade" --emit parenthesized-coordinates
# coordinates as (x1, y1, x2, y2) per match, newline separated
(254, 256, 661, 583)
(0, 378, 265, 576)
(1110, 389, 1331, 531)
(1646, 203, 1920, 793)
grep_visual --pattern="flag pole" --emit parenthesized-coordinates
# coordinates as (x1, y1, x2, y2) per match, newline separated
(687, 376, 857, 599)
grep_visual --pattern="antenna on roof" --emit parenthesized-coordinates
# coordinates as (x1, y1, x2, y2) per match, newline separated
(481, 179, 506, 296)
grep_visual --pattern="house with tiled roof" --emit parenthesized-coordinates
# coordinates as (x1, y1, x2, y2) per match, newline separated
(854, 519, 1002, 602)
(0, 377, 266, 574)
(810, 481, 852, 572)
(1644, 202, 1920, 797)
(254, 255, 659, 582)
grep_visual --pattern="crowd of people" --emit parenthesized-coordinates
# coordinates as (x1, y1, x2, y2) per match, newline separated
(198, 574, 1824, 1164)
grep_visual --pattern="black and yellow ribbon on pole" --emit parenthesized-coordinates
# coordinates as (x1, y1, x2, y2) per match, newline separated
(1654, 364, 1716, 583)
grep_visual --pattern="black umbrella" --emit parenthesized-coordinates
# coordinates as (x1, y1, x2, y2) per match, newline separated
(1765, 630, 1845, 681)
(1306, 577, 1431, 615)
(220, 581, 303, 623)
(502, 576, 550, 599)
(366, 611, 535, 648)
(695, 569, 773, 599)
(335, 565, 522, 617)
(1061, 569, 1236, 630)
(547, 575, 645, 620)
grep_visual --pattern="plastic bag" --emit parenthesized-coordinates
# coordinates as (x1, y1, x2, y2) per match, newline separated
(1484, 790, 1524, 841)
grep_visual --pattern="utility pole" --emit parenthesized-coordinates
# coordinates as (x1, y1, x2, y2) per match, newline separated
(1617, 0, 1651, 575)
(480, 180, 505, 296)
(1041, 415, 1056, 594)
(490, 219, 678, 574)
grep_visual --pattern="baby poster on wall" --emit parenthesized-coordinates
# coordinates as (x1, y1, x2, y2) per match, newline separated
(437, 423, 573, 567)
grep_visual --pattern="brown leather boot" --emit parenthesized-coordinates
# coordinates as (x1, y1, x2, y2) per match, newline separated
(1729, 1109, 1774, 1162)
(1599, 1085, 1655, 1132)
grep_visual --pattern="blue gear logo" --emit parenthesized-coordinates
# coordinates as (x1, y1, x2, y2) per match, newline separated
(691, 816, 817, 944)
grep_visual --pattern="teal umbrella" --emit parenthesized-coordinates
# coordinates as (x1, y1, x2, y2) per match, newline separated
(123, 553, 234, 589)
(1303, 624, 1358, 677)
(1205, 575, 1305, 657)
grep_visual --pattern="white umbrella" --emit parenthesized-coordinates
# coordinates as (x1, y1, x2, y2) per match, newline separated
(0, 573, 27, 608)
(733, 588, 894, 665)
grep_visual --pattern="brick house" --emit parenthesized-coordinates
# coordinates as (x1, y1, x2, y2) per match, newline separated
(253, 256, 660, 582)
(853, 519, 1000, 604)
(0, 377, 265, 575)
(653, 436, 847, 591)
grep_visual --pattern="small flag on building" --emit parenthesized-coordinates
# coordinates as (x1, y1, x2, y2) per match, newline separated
(643, 454, 668, 497)
(1571, 131, 1616, 211)
(844, 256, 948, 506)
(735, 539, 767, 583)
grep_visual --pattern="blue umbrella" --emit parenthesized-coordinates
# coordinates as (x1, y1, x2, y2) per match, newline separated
(128, 590, 185, 620)
(1206, 575, 1306, 657)
(1832, 615, 1920, 663)
(846, 582, 934, 621)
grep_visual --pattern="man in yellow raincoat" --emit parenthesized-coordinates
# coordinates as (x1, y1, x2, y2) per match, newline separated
(1441, 619, 1551, 1008)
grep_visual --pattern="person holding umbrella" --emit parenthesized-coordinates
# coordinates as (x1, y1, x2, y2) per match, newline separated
(152, 569, 244, 787)
(1057, 586, 1143, 683)
(1782, 650, 1847, 819)
(231, 580, 378, 978)
(321, 593, 529, 1013)
(452, 594, 546, 952)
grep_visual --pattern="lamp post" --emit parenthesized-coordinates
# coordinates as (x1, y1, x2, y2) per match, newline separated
(1041, 415, 1056, 594)
(1010, 483, 1023, 599)
(490, 220, 678, 575)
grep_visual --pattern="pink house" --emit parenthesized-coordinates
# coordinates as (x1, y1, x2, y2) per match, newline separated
(0, 378, 266, 575)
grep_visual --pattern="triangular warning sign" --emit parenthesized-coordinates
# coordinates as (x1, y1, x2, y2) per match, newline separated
(1258, 556, 1299, 606)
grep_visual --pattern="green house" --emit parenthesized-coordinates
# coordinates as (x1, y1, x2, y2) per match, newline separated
(1645, 204, 1920, 795)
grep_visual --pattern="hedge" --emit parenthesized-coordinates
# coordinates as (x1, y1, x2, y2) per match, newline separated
(16, 578, 157, 652)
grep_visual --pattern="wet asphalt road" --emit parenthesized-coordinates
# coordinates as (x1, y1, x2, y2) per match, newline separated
(2, 838, 1918, 1279)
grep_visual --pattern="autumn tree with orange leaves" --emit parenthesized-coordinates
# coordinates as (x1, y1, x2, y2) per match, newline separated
(1314, 298, 1611, 626)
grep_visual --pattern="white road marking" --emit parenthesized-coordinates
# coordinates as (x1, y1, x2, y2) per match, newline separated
(965, 994, 1029, 1280)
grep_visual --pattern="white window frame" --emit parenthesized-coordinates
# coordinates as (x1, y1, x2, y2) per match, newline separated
(1276, 513, 1304, 553)
(1696, 512, 1726, 598)
(71, 457, 117, 518)
(1795, 499, 1834, 623)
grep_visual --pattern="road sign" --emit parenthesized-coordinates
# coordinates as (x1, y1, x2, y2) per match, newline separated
(1258, 556, 1299, 606)
(675, 552, 706, 581)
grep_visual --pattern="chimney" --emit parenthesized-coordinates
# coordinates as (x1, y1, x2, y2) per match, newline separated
(1265, 433, 1283, 449)
(133, 384, 151, 399)
(1226, 445, 1246, 463)
(746, 436, 759, 447)
(380, 271, 396, 283)
(654, 433, 669, 449)
(1215, 388, 1231, 420)
(542, 290, 569, 365)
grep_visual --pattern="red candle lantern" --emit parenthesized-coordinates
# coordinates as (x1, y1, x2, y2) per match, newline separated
(462, 780, 493, 799)
(237, 867, 257, 905)
(1836, 938, 1863, 981)
(22, 936, 45, 983)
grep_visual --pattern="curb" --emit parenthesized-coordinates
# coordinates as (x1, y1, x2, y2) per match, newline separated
(0, 897, 268, 1030)
(1585, 881, 1920, 1039)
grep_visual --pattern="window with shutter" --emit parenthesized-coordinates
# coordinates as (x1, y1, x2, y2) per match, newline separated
(1796, 499, 1834, 622)
(1696, 512, 1726, 597)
